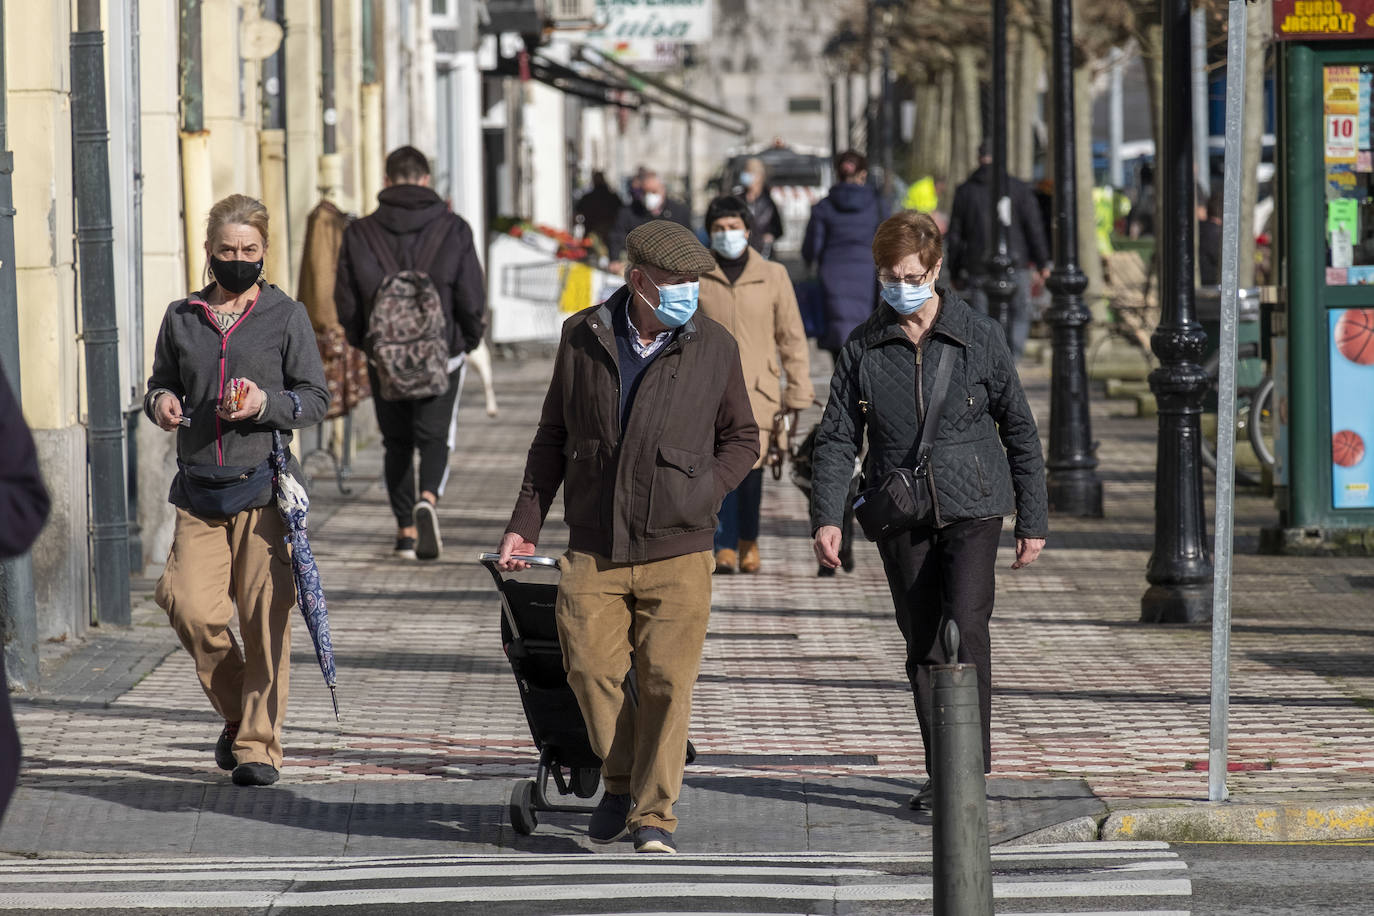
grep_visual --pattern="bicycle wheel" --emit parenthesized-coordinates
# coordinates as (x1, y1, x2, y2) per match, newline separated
(1249, 375, 1276, 471)
(1200, 349, 1264, 487)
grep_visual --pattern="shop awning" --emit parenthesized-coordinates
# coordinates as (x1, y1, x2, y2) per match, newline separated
(492, 52, 643, 110)
(576, 46, 751, 137)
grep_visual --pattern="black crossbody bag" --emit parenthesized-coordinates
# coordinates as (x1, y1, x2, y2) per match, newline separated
(852, 347, 955, 541)
(174, 459, 274, 518)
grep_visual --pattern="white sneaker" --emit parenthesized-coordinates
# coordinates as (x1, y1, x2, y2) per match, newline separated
(414, 500, 442, 560)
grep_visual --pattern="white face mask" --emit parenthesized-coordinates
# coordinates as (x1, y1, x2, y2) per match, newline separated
(643, 191, 665, 211)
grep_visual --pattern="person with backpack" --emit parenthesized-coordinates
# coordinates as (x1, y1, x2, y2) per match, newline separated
(335, 146, 487, 560)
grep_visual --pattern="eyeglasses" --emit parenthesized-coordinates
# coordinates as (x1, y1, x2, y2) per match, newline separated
(878, 269, 934, 286)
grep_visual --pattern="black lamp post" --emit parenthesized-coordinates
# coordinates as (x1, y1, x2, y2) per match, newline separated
(1142, 0, 1213, 624)
(1044, 0, 1104, 518)
(984, 0, 1016, 350)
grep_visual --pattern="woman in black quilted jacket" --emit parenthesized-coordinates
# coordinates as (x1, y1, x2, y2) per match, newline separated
(809, 210, 1048, 811)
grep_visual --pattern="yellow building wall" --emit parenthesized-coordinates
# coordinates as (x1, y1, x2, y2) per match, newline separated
(10, 1, 78, 429)
(285, 0, 320, 289)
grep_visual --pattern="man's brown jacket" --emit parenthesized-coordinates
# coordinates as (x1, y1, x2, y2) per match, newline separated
(507, 286, 759, 563)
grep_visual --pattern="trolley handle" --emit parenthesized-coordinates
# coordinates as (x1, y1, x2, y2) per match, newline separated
(477, 552, 561, 569)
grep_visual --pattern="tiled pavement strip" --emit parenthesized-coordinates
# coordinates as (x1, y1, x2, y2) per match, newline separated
(6, 346, 1374, 855)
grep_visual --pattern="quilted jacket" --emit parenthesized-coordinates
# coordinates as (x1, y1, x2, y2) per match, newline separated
(809, 287, 1049, 539)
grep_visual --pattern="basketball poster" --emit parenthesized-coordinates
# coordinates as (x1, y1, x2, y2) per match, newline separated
(1329, 308, 1374, 508)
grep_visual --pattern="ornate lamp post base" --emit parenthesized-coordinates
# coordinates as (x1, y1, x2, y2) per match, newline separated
(1141, 583, 1213, 624)
(1047, 470, 1103, 518)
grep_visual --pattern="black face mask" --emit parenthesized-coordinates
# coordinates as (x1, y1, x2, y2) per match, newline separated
(210, 256, 263, 295)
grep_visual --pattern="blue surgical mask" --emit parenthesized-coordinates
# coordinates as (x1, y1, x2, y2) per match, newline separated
(639, 277, 700, 327)
(739, 172, 756, 188)
(711, 229, 749, 259)
(881, 280, 934, 315)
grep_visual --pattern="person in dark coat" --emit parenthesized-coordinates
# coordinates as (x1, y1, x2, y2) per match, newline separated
(733, 158, 785, 258)
(944, 143, 1051, 360)
(1197, 187, 1224, 288)
(575, 171, 625, 249)
(607, 171, 692, 271)
(810, 211, 1047, 812)
(802, 150, 888, 362)
(0, 361, 50, 820)
(335, 145, 487, 562)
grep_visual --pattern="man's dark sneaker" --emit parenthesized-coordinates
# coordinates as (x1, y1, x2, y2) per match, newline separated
(394, 536, 417, 560)
(231, 762, 280, 787)
(632, 825, 677, 854)
(215, 721, 240, 771)
(588, 791, 632, 844)
(908, 779, 933, 810)
(414, 499, 442, 560)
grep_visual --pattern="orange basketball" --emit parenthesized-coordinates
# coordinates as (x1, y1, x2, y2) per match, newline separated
(1335, 308, 1374, 365)
(1333, 429, 1365, 468)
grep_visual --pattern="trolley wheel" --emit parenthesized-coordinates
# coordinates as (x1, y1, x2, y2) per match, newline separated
(570, 767, 600, 799)
(509, 780, 539, 835)
(685, 740, 697, 766)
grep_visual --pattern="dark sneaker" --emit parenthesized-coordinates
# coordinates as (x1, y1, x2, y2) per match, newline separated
(215, 721, 240, 771)
(908, 779, 933, 810)
(231, 762, 280, 786)
(588, 791, 632, 844)
(633, 825, 677, 854)
(414, 500, 442, 560)
(394, 536, 417, 560)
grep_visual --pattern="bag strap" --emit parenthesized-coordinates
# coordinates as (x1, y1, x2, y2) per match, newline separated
(355, 218, 401, 277)
(912, 345, 955, 470)
(411, 215, 455, 275)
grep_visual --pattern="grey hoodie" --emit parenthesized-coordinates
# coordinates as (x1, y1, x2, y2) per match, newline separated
(144, 282, 330, 509)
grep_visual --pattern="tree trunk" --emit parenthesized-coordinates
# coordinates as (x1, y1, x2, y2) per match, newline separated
(913, 77, 941, 179)
(1238, 0, 1271, 289)
(1015, 26, 1042, 179)
(953, 45, 982, 182)
(1140, 24, 1165, 180)
(1075, 65, 1106, 315)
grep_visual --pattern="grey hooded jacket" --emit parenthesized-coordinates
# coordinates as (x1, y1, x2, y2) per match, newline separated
(144, 282, 331, 510)
(810, 287, 1048, 539)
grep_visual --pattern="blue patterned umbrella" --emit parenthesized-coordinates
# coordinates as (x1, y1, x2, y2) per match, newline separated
(271, 432, 339, 720)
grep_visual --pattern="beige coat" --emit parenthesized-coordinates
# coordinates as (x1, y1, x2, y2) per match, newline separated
(698, 249, 815, 468)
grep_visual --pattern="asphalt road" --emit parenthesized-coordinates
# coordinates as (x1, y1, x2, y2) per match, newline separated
(1179, 841, 1374, 915)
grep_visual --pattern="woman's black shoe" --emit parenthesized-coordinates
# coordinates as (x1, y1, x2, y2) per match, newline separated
(231, 762, 280, 786)
(215, 721, 239, 771)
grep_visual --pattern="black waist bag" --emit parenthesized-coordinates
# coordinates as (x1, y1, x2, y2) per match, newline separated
(174, 460, 273, 518)
(853, 346, 954, 542)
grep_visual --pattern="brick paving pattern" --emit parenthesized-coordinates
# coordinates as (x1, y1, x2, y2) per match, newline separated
(12, 349, 1374, 810)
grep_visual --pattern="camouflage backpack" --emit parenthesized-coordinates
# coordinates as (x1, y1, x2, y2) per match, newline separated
(357, 216, 453, 401)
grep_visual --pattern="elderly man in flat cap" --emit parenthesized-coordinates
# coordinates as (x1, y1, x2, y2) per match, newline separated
(498, 220, 758, 854)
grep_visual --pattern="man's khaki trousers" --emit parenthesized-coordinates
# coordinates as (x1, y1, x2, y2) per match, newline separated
(555, 549, 713, 834)
(155, 506, 295, 768)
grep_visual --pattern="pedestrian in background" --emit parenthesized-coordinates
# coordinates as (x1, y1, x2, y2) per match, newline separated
(802, 150, 887, 366)
(697, 195, 813, 575)
(733, 158, 784, 258)
(574, 170, 625, 252)
(810, 210, 1047, 811)
(608, 170, 692, 273)
(335, 146, 487, 561)
(146, 194, 331, 787)
(497, 221, 758, 854)
(0, 362, 50, 821)
(944, 142, 1051, 360)
(1197, 187, 1224, 288)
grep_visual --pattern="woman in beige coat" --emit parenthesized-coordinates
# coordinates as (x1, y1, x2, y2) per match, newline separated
(697, 195, 814, 574)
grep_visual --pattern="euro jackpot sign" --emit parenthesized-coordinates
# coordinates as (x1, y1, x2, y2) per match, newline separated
(1275, 0, 1374, 40)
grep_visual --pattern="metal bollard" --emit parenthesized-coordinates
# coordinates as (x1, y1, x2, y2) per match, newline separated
(931, 619, 994, 916)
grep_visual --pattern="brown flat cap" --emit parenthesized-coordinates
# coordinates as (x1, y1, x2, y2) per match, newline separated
(625, 220, 716, 275)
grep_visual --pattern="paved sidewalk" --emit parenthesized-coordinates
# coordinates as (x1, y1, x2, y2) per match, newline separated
(4, 347, 1374, 856)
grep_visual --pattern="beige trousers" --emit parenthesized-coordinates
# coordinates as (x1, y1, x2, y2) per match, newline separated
(555, 549, 713, 833)
(155, 506, 295, 768)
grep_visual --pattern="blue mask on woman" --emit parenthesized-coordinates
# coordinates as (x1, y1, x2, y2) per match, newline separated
(881, 280, 934, 315)
(643, 278, 700, 327)
(711, 229, 749, 259)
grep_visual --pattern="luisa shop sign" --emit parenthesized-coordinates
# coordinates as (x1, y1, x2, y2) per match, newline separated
(589, 0, 713, 44)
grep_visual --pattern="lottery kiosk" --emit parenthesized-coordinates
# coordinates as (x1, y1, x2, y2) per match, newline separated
(1269, 1, 1374, 552)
